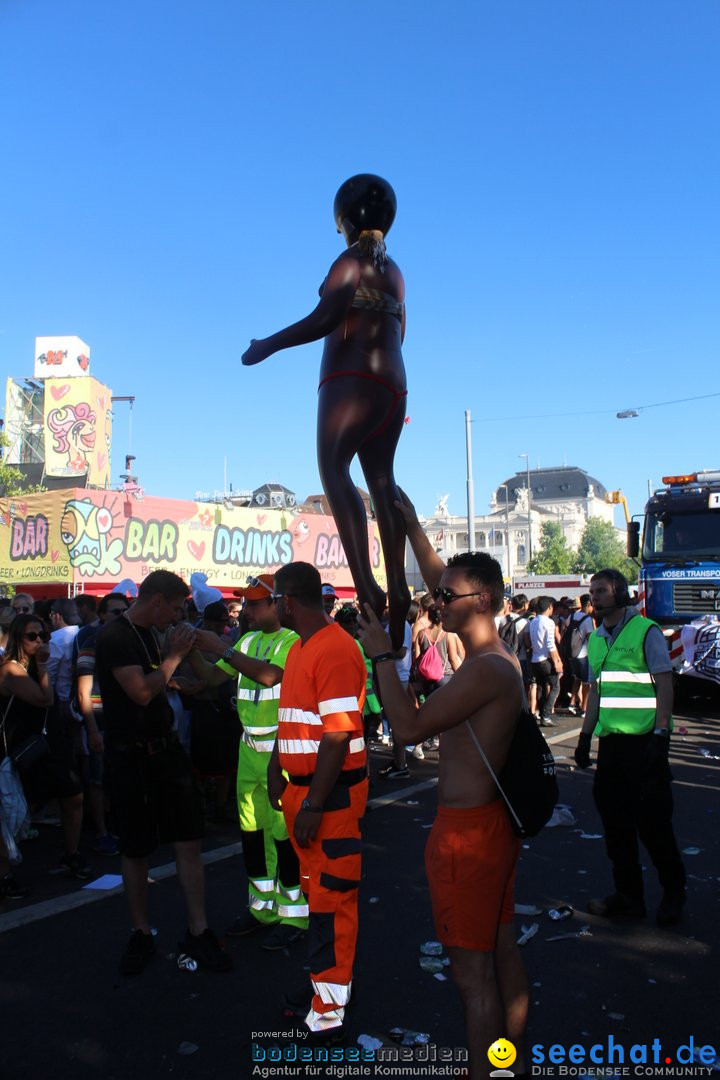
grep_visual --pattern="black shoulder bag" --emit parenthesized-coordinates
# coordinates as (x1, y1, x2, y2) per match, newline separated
(465, 709, 559, 838)
(1, 696, 51, 774)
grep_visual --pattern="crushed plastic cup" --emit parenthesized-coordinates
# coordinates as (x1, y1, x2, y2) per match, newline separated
(548, 905, 574, 921)
(177, 953, 198, 972)
(389, 1028, 431, 1047)
(357, 1035, 383, 1052)
(420, 940, 444, 956)
(683, 847, 702, 855)
(419, 957, 444, 974)
(517, 923, 539, 945)
(546, 805, 577, 828)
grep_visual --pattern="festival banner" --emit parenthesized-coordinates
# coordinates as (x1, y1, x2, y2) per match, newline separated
(0, 490, 386, 594)
(42, 378, 113, 486)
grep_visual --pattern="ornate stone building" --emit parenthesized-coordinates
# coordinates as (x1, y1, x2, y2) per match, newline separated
(406, 466, 615, 589)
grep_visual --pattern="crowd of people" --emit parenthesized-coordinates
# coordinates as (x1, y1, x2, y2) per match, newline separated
(496, 590, 599, 727)
(0, 539, 684, 1078)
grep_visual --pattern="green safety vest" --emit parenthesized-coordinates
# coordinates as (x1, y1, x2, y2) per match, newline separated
(587, 614, 666, 737)
(356, 639, 381, 716)
(216, 628, 298, 751)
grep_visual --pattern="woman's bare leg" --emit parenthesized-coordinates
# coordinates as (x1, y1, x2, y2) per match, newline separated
(358, 405, 411, 649)
(317, 384, 387, 617)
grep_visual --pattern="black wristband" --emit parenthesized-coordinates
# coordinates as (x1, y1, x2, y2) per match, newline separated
(371, 652, 395, 666)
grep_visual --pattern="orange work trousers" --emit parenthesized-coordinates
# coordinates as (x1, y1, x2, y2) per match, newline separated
(282, 777, 368, 1032)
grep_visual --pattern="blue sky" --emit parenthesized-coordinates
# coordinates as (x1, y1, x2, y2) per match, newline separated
(2, 1, 719, 524)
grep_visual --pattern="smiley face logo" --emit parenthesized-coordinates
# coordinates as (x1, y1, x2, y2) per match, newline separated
(488, 1038, 517, 1070)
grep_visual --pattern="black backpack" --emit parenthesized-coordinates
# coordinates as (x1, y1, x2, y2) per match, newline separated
(499, 614, 522, 655)
(465, 710, 559, 838)
(559, 616, 576, 664)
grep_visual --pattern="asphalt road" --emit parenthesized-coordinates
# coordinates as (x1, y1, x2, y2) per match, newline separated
(1, 705, 719, 1080)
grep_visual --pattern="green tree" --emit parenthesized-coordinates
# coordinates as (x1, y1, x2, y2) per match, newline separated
(527, 521, 575, 574)
(574, 517, 638, 583)
(0, 433, 44, 496)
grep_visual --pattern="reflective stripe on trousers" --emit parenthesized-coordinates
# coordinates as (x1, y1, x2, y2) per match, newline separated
(282, 778, 368, 1031)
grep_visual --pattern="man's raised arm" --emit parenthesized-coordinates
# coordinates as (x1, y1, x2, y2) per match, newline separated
(395, 489, 446, 593)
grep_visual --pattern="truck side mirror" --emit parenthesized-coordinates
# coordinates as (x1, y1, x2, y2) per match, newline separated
(627, 520, 640, 558)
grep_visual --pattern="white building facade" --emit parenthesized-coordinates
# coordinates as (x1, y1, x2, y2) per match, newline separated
(406, 466, 616, 590)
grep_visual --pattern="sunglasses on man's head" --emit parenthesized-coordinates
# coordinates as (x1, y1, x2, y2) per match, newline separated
(23, 630, 49, 642)
(432, 587, 486, 605)
(246, 575, 274, 595)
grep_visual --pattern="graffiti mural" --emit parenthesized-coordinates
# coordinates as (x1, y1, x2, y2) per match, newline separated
(0, 491, 386, 593)
(60, 498, 124, 577)
(43, 377, 112, 486)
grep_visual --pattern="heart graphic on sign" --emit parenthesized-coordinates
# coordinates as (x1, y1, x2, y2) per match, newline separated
(188, 540, 205, 561)
(97, 507, 112, 533)
(51, 384, 70, 401)
(51, 550, 60, 563)
(97, 453, 107, 470)
(97, 396, 106, 409)
(18, 502, 27, 515)
(256, 514, 267, 525)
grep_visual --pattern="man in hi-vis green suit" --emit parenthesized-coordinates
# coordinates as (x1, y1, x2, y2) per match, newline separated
(191, 575, 306, 950)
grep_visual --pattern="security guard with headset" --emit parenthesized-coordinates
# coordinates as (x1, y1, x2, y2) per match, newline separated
(574, 568, 686, 927)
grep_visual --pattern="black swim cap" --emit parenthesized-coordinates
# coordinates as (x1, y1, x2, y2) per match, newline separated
(334, 174, 397, 236)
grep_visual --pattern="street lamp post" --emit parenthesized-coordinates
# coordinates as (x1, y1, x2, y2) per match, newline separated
(519, 452, 532, 564)
(501, 483, 513, 586)
(465, 410, 474, 552)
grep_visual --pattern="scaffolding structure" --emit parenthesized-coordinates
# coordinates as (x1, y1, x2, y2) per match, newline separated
(4, 378, 46, 467)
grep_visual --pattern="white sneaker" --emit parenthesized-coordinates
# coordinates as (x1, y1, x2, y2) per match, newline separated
(379, 735, 390, 746)
(412, 745, 425, 760)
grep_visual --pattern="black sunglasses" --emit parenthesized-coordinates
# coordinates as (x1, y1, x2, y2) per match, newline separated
(432, 587, 486, 605)
(23, 630, 50, 642)
(13, 605, 32, 613)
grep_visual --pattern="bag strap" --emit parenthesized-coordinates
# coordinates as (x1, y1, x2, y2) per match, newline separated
(1, 695, 16, 759)
(463, 718, 523, 834)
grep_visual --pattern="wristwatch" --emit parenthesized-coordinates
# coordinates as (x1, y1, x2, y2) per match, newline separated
(301, 798, 323, 813)
(222, 645, 236, 662)
(653, 728, 670, 737)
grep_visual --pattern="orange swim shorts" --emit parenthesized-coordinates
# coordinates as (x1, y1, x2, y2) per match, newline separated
(425, 800, 520, 951)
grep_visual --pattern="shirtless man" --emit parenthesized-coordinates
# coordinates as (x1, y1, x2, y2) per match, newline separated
(358, 495, 529, 1080)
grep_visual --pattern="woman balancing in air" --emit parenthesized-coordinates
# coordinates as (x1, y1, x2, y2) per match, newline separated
(241, 174, 410, 648)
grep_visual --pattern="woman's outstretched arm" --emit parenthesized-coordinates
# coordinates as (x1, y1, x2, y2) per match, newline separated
(242, 254, 361, 366)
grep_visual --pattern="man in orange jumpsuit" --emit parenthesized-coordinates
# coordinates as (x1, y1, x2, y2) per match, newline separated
(267, 562, 367, 1042)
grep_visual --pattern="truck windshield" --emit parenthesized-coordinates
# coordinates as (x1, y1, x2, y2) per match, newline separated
(643, 511, 720, 560)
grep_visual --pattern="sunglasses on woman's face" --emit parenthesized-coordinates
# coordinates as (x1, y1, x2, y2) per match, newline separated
(23, 631, 50, 643)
